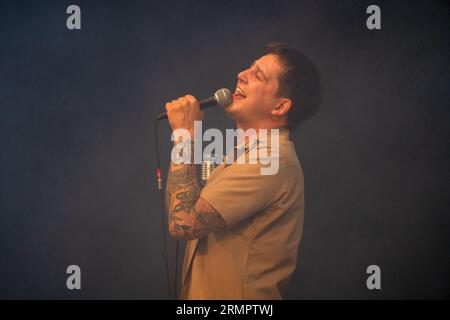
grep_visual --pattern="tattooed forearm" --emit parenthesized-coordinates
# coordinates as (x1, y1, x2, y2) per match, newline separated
(166, 160, 200, 227)
(165, 143, 226, 240)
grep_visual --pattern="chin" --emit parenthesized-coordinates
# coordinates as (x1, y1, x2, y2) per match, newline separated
(224, 103, 242, 120)
(224, 105, 237, 119)
(229, 98, 248, 110)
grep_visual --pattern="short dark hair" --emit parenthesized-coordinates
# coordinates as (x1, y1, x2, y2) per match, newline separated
(265, 42, 322, 130)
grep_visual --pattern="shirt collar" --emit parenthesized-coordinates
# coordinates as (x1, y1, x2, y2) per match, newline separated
(235, 127, 290, 149)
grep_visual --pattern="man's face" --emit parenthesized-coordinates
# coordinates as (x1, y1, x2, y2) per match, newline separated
(225, 54, 286, 129)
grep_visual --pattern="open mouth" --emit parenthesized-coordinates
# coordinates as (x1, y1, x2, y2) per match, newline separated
(233, 86, 247, 100)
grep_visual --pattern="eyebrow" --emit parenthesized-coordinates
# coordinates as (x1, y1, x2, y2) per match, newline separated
(251, 61, 268, 81)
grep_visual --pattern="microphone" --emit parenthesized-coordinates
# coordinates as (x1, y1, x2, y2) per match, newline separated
(201, 153, 219, 185)
(157, 88, 232, 120)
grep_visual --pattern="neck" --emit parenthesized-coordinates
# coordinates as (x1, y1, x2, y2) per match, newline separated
(235, 120, 286, 132)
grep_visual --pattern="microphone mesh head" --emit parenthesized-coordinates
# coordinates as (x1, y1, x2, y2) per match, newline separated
(214, 88, 232, 108)
(201, 153, 219, 185)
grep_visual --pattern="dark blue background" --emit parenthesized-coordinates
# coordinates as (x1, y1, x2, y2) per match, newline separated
(0, 0, 449, 299)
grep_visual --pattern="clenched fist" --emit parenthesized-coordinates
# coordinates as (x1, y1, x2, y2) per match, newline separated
(165, 95, 203, 138)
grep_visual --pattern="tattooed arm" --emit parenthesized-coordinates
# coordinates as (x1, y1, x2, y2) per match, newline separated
(165, 143, 227, 240)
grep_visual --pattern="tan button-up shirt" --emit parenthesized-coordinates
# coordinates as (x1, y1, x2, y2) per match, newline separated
(179, 128, 304, 299)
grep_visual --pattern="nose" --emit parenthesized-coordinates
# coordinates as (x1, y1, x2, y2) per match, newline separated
(237, 68, 248, 84)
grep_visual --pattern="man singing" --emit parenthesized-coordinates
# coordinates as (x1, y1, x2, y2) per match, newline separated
(164, 43, 321, 299)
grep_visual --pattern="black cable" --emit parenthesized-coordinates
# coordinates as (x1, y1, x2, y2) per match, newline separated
(154, 119, 172, 299)
(154, 118, 179, 300)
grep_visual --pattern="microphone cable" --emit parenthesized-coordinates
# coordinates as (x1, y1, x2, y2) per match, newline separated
(153, 88, 231, 298)
(154, 118, 179, 300)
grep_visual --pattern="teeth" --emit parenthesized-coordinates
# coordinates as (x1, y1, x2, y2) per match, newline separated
(235, 87, 246, 97)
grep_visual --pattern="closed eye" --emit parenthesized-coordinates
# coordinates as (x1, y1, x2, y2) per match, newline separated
(249, 61, 267, 82)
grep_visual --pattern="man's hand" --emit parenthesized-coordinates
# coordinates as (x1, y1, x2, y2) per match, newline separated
(165, 95, 203, 138)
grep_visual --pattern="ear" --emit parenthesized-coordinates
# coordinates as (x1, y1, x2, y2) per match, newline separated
(271, 98, 292, 117)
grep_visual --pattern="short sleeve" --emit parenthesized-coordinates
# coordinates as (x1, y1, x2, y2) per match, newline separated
(200, 164, 286, 228)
